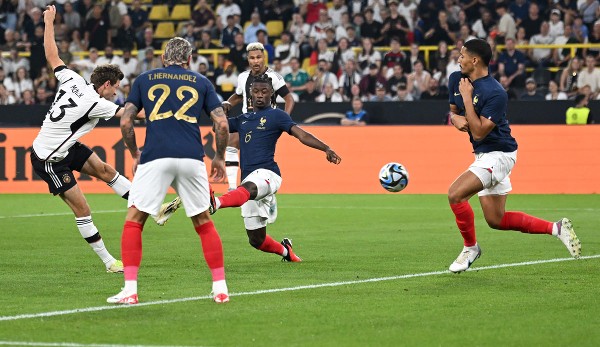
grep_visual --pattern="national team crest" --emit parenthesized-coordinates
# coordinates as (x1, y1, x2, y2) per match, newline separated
(259, 117, 266, 126)
(62, 174, 71, 184)
(473, 95, 479, 105)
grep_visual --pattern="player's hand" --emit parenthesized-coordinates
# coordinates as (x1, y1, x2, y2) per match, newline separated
(210, 156, 226, 182)
(458, 78, 473, 98)
(221, 101, 232, 115)
(325, 148, 341, 164)
(43, 5, 56, 24)
(132, 150, 141, 174)
(450, 112, 469, 132)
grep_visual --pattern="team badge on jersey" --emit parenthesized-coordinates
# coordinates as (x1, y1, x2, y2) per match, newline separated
(258, 116, 267, 129)
(473, 95, 479, 105)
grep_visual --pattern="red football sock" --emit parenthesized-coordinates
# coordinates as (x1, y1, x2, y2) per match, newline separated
(122, 220, 143, 281)
(195, 221, 225, 281)
(450, 201, 477, 247)
(218, 186, 251, 208)
(499, 211, 553, 234)
(258, 235, 286, 255)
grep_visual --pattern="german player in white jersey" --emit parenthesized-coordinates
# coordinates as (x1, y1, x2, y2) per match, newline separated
(221, 42, 295, 190)
(31, 6, 179, 274)
(108, 37, 231, 305)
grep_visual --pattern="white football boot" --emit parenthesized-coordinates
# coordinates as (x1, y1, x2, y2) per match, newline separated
(449, 244, 482, 273)
(556, 218, 581, 258)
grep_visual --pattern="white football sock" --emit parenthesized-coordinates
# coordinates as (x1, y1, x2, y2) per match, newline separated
(76, 216, 116, 265)
(225, 146, 239, 190)
(107, 173, 131, 199)
(124, 280, 138, 294)
(552, 222, 559, 236)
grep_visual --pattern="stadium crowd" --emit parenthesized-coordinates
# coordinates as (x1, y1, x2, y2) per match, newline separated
(0, 0, 599, 106)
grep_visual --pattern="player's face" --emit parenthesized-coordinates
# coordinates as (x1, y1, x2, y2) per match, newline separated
(248, 50, 265, 74)
(458, 46, 475, 76)
(101, 80, 120, 99)
(251, 82, 272, 109)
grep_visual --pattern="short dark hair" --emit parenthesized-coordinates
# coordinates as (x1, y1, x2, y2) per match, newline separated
(90, 64, 124, 89)
(463, 38, 492, 67)
(251, 74, 273, 89)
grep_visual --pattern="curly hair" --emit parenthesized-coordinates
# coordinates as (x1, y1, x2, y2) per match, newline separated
(90, 64, 124, 89)
(164, 37, 193, 66)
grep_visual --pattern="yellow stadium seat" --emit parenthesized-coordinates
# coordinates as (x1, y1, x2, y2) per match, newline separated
(154, 22, 175, 39)
(273, 39, 282, 47)
(221, 83, 235, 92)
(149, 5, 169, 21)
(170, 5, 191, 21)
(161, 40, 169, 50)
(176, 21, 187, 35)
(266, 20, 284, 37)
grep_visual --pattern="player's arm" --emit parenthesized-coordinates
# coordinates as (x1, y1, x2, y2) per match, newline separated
(43, 5, 65, 70)
(279, 87, 295, 115)
(289, 125, 341, 164)
(222, 93, 243, 115)
(114, 106, 145, 119)
(210, 106, 229, 181)
(458, 78, 495, 141)
(120, 102, 142, 172)
(449, 104, 469, 132)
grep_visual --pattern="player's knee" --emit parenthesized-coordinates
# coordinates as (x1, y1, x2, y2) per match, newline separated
(241, 182, 258, 200)
(447, 188, 462, 204)
(485, 217, 502, 229)
(247, 233, 265, 249)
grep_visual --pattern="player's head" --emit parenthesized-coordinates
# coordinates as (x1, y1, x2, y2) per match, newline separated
(250, 74, 273, 110)
(458, 38, 492, 76)
(162, 37, 193, 67)
(246, 42, 266, 75)
(90, 64, 124, 99)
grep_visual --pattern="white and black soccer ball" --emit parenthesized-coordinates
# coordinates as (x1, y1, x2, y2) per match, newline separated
(379, 162, 409, 192)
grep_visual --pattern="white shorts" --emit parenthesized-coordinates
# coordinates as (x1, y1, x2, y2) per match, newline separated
(240, 169, 282, 230)
(129, 158, 210, 217)
(469, 151, 517, 196)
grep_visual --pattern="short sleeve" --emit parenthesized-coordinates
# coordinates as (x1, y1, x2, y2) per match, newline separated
(235, 74, 245, 95)
(202, 79, 222, 116)
(90, 98, 119, 120)
(125, 76, 142, 110)
(270, 71, 286, 91)
(480, 93, 507, 123)
(54, 66, 84, 85)
(448, 71, 461, 105)
(228, 116, 239, 133)
(276, 109, 296, 133)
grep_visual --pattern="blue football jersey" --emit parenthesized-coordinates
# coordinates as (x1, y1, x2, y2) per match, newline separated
(448, 71, 518, 153)
(126, 65, 221, 164)
(228, 108, 297, 180)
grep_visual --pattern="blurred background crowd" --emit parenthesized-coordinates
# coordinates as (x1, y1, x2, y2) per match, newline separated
(0, 0, 598, 107)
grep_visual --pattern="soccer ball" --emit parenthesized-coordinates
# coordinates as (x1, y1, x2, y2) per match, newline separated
(379, 162, 409, 192)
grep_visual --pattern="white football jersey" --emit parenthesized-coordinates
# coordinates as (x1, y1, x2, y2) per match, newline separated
(235, 68, 286, 114)
(33, 67, 119, 162)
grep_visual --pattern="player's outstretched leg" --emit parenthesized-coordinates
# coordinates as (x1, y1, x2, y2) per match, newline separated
(153, 197, 182, 226)
(247, 228, 302, 262)
(107, 220, 143, 304)
(449, 244, 481, 273)
(75, 216, 123, 273)
(225, 146, 239, 192)
(555, 218, 582, 258)
(195, 220, 229, 303)
(281, 238, 302, 262)
(209, 185, 251, 215)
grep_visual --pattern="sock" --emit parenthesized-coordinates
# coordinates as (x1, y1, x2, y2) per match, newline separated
(107, 172, 131, 199)
(499, 211, 553, 235)
(76, 216, 115, 265)
(123, 280, 137, 294)
(258, 235, 286, 256)
(122, 221, 143, 281)
(450, 202, 477, 247)
(552, 222, 559, 236)
(218, 186, 250, 209)
(225, 146, 239, 191)
(195, 221, 225, 281)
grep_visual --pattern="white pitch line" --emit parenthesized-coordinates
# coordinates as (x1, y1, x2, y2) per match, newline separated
(1, 206, 598, 219)
(0, 342, 204, 347)
(0, 255, 598, 322)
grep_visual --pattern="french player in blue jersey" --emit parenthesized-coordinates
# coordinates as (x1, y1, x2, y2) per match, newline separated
(209, 74, 341, 262)
(108, 38, 231, 304)
(446, 38, 581, 273)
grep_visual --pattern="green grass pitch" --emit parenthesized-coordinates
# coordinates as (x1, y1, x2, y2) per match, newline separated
(0, 193, 599, 347)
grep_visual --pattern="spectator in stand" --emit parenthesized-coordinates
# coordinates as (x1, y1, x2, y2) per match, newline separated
(471, 8, 495, 39)
(498, 37, 527, 88)
(521, 2, 543, 39)
(181, 23, 198, 48)
(326, 0, 346, 27)
(392, 81, 414, 101)
(29, 26, 47, 79)
(407, 60, 431, 100)
(382, 37, 408, 79)
(1, 29, 17, 51)
(189, 50, 209, 73)
(546, 80, 569, 100)
(549, 9, 565, 39)
(499, 75, 519, 100)
(288, 13, 312, 61)
(370, 82, 392, 101)
(84, 4, 110, 50)
(349, 83, 367, 101)
(338, 59, 362, 101)
(58, 40, 73, 67)
(487, 36, 500, 78)
(314, 58, 338, 92)
(357, 37, 382, 75)
(256, 30, 274, 64)
(272, 58, 292, 77)
(446, 48, 461, 80)
(584, 21, 600, 60)
(333, 38, 355, 72)
(324, 27, 338, 48)
(35, 87, 53, 105)
(78, 0, 94, 23)
(299, 79, 320, 102)
(134, 48, 161, 76)
(348, 0, 367, 18)
(515, 27, 529, 51)
(509, 0, 530, 26)
(359, 63, 387, 99)
(457, 24, 478, 43)
(423, 10, 456, 46)
(274, 31, 298, 69)
(577, 54, 600, 98)
(430, 40, 450, 81)
(495, 2, 517, 44)
(360, 7, 384, 46)
(228, 32, 248, 74)
(342, 97, 368, 126)
(560, 56, 582, 97)
(381, 0, 411, 45)
(97, 44, 122, 65)
(303, 0, 328, 25)
(22, 7, 44, 42)
(0, 84, 15, 105)
(19, 89, 35, 105)
(285, 57, 310, 96)
(579, 0, 600, 32)
(386, 64, 408, 96)
(398, 0, 418, 31)
(128, 0, 148, 34)
(215, 61, 238, 96)
(556, 0, 579, 26)
(69, 30, 88, 54)
(334, 12, 351, 42)
(312, 38, 334, 66)
(221, 15, 242, 49)
(244, 13, 267, 44)
(115, 15, 136, 51)
(316, 81, 343, 102)
(108, 1, 125, 44)
(406, 43, 424, 74)
(420, 77, 448, 100)
(566, 93, 594, 124)
(6, 48, 30, 77)
(70, 47, 98, 81)
(529, 21, 556, 67)
(216, 0, 241, 27)
(345, 26, 361, 47)
(554, 25, 580, 67)
(572, 15, 590, 46)
(520, 77, 545, 100)
(12, 67, 33, 102)
(309, 8, 333, 42)
(120, 49, 138, 80)
(33, 66, 53, 92)
(137, 27, 160, 51)
(192, 0, 216, 33)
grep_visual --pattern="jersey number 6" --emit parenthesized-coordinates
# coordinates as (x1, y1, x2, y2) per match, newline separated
(147, 84, 199, 123)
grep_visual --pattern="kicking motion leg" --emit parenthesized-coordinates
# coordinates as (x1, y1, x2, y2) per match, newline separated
(246, 226, 302, 262)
